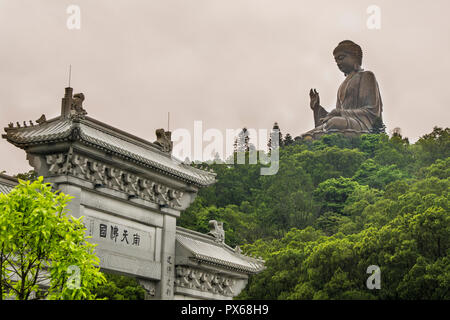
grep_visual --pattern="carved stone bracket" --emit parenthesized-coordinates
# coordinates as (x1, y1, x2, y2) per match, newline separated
(46, 152, 183, 208)
(137, 279, 156, 299)
(175, 266, 235, 297)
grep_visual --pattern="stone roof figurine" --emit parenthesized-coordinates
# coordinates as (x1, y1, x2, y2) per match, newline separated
(302, 40, 383, 139)
(71, 93, 87, 116)
(153, 128, 173, 153)
(36, 114, 46, 125)
(208, 220, 225, 243)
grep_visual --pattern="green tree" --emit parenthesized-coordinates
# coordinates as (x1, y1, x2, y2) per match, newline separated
(283, 133, 294, 146)
(353, 159, 408, 190)
(13, 170, 38, 181)
(370, 117, 386, 134)
(294, 147, 365, 186)
(313, 177, 360, 214)
(0, 177, 105, 300)
(234, 127, 250, 153)
(359, 133, 386, 157)
(415, 127, 450, 166)
(253, 158, 315, 235)
(314, 133, 362, 150)
(420, 157, 450, 180)
(93, 273, 146, 300)
(181, 127, 449, 300)
(268, 122, 283, 153)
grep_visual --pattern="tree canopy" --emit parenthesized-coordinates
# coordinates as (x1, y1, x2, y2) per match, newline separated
(0, 177, 105, 300)
(178, 127, 450, 299)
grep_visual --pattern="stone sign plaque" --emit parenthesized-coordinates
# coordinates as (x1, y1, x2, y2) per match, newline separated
(82, 207, 157, 261)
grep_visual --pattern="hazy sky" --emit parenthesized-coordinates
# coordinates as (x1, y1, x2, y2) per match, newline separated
(1, 0, 449, 174)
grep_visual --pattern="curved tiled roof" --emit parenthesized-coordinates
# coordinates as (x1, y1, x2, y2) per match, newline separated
(0, 174, 17, 195)
(0, 183, 14, 195)
(78, 124, 215, 186)
(3, 119, 73, 144)
(3, 117, 215, 187)
(176, 228, 264, 274)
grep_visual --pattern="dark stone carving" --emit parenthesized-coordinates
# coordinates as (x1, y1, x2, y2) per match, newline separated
(71, 93, 87, 115)
(36, 114, 47, 125)
(137, 280, 156, 298)
(5, 118, 39, 131)
(153, 129, 173, 153)
(175, 266, 235, 297)
(45, 152, 184, 208)
(302, 40, 383, 139)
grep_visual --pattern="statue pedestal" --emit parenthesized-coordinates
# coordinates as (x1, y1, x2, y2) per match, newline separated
(301, 128, 370, 140)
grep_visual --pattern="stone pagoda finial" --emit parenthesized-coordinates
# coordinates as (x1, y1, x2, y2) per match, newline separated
(61, 87, 87, 119)
(61, 87, 73, 118)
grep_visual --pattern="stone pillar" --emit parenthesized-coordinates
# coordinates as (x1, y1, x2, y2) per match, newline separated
(61, 87, 73, 118)
(157, 210, 177, 299)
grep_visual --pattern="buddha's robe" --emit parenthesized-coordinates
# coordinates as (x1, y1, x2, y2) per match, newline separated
(310, 70, 383, 133)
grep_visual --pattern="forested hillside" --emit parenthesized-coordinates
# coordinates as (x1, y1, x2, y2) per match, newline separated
(177, 127, 450, 299)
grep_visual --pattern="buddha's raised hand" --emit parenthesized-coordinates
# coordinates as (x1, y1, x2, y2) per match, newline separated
(309, 88, 320, 110)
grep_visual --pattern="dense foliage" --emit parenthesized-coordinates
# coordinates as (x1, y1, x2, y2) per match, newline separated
(93, 273, 146, 300)
(0, 177, 106, 300)
(178, 127, 450, 299)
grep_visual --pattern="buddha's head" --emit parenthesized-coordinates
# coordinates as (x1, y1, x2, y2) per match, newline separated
(333, 40, 363, 76)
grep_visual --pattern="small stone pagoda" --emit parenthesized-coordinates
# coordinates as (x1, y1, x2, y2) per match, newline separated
(2, 87, 264, 299)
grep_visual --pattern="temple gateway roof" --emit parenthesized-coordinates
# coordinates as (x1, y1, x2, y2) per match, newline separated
(176, 227, 265, 274)
(1, 87, 263, 300)
(3, 115, 215, 188)
(0, 174, 17, 195)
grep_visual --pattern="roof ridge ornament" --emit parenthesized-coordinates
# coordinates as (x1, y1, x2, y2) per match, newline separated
(153, 128, 173, 153)
(208, 220, 225, 244)
(61, 87, 87, 119)
(70, 93, 87, 117)
(36, 114, 47, 125)
(4, 118, 40, 133)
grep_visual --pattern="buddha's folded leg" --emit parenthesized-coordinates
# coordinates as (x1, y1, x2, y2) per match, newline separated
(301, 124, 325, 138)
(324, 116, 363, 131)
(314, 105, 328, 127)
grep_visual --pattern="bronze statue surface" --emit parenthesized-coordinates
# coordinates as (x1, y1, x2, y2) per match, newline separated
(303, 40, 383, 139)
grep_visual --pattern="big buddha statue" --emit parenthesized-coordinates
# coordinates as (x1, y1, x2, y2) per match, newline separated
(302, 40, 383, 139)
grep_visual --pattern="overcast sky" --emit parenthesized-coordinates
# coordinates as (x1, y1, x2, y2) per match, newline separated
(1, 0, 449, 175)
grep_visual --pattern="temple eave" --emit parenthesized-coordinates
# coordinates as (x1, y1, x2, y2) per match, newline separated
(190, 255, 265, 274)
(2, 120, 215, 188)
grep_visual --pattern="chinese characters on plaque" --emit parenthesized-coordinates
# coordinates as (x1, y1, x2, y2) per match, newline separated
(99, 223, 141, 247)
(166, 255, 174, 297)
